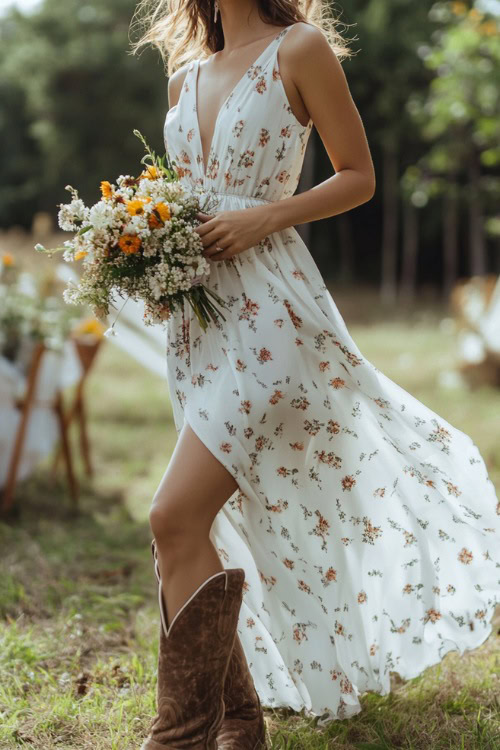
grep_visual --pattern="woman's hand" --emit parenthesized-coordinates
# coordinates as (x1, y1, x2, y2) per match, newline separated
(194, 206, 274, 261)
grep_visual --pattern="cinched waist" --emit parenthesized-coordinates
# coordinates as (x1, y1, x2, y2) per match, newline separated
(200, 189, 275, 206)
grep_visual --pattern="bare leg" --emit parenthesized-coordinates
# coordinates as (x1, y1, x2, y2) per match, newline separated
(149, 422, 239, 629)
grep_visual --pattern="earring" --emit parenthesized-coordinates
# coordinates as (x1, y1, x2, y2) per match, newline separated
(214, 0, 219, 23)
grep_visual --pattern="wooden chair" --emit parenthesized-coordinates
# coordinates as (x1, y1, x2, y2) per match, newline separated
(0, 342, 77, 515)
(51, 336, 102, 479)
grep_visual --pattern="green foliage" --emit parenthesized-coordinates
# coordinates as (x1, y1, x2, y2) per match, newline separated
(341, 0, 434, 148)
(0, 77, 42, 226)
(0, 0, 167, 228)
(403, 2, 500, 225)
(1, 0, 499, 280)
(133, 128, 178, 180)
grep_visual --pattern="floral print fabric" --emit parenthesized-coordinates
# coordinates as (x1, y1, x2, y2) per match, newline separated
(163, 24, 500, 723)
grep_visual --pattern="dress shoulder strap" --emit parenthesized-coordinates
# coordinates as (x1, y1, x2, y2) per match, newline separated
(269, 24, 296, 61)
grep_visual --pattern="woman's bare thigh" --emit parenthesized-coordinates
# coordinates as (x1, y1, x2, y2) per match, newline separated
(151, 421, 239, 532)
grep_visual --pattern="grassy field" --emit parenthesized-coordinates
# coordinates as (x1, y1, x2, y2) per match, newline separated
(1, 286, 499, 749)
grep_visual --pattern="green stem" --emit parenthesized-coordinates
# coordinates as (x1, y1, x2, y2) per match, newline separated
(200, 286, 228, 322)
(186, 294, 208, 331)
(34, 244, 67, 255)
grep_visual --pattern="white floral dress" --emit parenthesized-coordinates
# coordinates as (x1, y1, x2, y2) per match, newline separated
(163, 24, 500, 723)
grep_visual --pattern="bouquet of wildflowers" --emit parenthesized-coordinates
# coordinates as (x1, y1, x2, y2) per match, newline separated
(35, 130, 227, 333)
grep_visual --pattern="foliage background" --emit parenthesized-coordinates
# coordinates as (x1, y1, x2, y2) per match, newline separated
(1, 0, 499, 298)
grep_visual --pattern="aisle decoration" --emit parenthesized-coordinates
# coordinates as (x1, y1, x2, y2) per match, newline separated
(0, 253, 81, 373)
(0, 255, 104, 511)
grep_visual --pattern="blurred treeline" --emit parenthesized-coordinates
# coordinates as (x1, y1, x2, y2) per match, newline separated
(0, 0, 499, 298)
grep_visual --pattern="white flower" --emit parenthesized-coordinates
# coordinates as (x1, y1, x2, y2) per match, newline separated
(17, 272, 37, 297)
(63, 286, 80, 305)
(148, 276, 164, 301)
(89, 201, 116, 230)
(58, 198, 88, 231)
(168, 202, 183, 216)
(123, 215, 146, 234)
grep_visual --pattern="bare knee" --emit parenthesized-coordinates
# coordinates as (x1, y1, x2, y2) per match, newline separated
(149, 493, 207, 561)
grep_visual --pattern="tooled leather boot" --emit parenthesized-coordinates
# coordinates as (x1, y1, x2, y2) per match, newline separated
(216, 632, 268, 749)
(141, 539, 245, 749)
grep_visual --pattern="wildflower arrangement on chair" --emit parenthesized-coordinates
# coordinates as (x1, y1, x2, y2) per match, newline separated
(0, 253, 82, 370)
(35, 130, 227, 333)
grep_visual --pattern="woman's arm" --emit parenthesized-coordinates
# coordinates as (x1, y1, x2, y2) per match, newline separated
(261, 22, 376, 235)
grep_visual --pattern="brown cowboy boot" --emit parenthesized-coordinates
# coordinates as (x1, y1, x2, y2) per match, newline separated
(216, 631, 268, 749)
(141, 539, 245, 749)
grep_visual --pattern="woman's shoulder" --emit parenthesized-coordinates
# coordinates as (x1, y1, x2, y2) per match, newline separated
(282, 21, 330, 56)
(167, 60, 196, 110)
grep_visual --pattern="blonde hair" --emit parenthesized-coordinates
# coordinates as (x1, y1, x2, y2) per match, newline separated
(130, 1, 356, 77)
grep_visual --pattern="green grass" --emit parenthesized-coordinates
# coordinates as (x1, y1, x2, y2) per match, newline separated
(1, 286, 499, 749)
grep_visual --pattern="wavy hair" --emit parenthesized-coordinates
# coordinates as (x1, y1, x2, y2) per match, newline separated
(130, 1, 356, 77)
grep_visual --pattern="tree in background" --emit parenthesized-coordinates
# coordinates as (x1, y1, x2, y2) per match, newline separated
(403, 1, 500, 299)
(312, 0, 436, 301)
(1, 0, 498, 299)
(0, 0, 166, 227)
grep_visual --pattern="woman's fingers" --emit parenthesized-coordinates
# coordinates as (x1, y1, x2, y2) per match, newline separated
(203, 241, 228, 258)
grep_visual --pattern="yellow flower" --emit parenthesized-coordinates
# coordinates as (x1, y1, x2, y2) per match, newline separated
(480, 20, 497, 35)
(148, 201, 171, 228)
(74, 250, 87, 261)
(141, 165, 160, 180)
(2, 252, 14, 266)
(72, 317, 106, 339)
(118, 234, 142, 254)
(468, 8, 483, 21)
(451, 2, 467, 15)
(100, 181, 113, 199)
(126, 198, 151, 216)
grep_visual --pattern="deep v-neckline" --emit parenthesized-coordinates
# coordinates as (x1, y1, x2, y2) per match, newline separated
(194, 26, 292, 180)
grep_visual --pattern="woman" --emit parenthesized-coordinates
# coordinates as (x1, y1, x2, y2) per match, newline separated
(132, 1, 500, 747)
